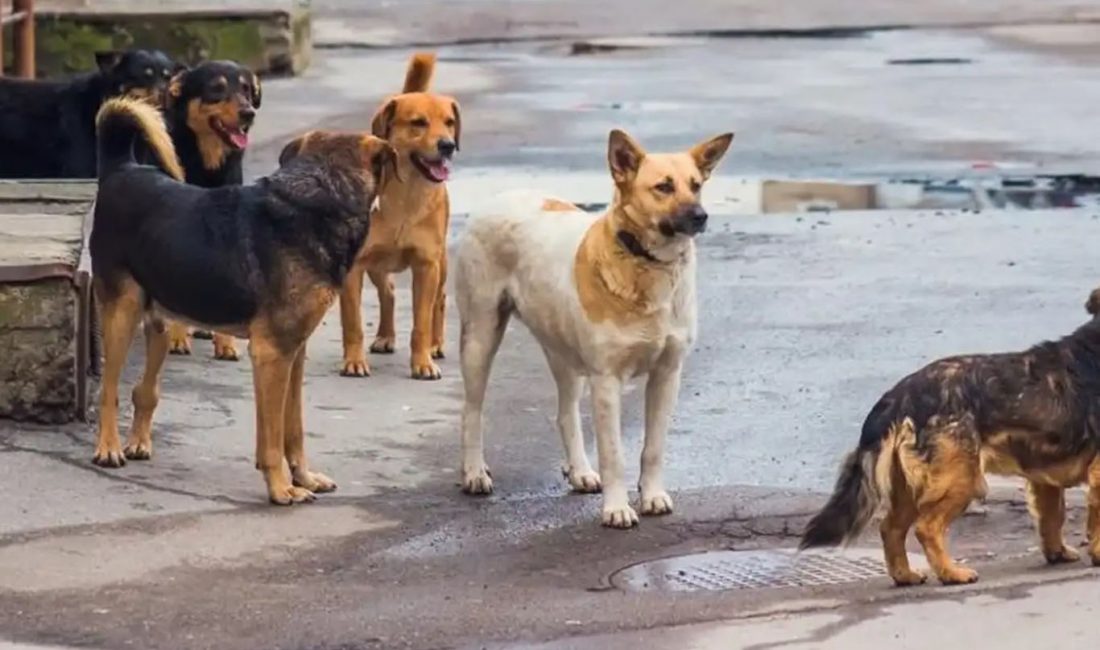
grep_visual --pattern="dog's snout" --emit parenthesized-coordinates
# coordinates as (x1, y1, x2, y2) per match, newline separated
(437, 138, 457, 158)
(688, 204, 708, 227)
(239, 105, 256, 126)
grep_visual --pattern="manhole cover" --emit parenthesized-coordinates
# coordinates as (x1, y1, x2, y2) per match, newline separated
(611, 549, 923, 592)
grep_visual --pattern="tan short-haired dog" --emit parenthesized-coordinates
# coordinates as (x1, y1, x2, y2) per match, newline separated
(339, 52, 460, 380)
(454, 129, 733, 527)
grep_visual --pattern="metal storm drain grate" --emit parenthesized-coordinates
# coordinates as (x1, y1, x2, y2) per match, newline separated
(611, 549, 916, 593)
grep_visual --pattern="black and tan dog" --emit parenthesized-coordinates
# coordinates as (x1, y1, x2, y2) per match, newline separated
(0, 49, 179, 178)
(802, 293, 1100, 585)
(90, 97, 395, 504)
(157, 60, 263, 361)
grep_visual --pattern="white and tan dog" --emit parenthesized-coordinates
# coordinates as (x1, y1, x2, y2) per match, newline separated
(454, 129, 733, 527)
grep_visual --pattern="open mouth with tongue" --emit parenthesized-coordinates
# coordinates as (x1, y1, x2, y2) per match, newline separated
(410, 152, 452, 183)
(210, 117, 250, 151)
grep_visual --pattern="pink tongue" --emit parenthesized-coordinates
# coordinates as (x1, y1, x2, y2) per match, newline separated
(228, 131, 249, 150)
(427, 159, 452, 182)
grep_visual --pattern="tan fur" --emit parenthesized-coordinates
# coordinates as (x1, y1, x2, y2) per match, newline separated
(541, 198, 578, 211)
(96, 98, 184, 181)
(185, 96, 239, 172)
(339, 52, 461, 380)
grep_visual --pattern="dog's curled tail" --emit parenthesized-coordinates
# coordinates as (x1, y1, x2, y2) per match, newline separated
(799, 418, 910, 550)
(403, 52, 436, 93)
(96, 97, 184, 182)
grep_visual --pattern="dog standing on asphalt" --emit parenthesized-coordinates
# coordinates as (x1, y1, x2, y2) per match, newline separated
(801, 291, 1100, 585)
(454, 129, 732, 527)
(339, 52, 460, 380)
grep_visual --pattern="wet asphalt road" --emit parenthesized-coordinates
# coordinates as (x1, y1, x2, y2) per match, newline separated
(3, 12, 1100, 649)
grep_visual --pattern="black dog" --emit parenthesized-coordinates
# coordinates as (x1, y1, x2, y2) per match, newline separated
(90, 97, 396, 504)
(157, 60, 263, 358)
(0, 49, 180, 178)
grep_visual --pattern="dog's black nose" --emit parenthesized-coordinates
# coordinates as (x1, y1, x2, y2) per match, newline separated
(688, 204, 708, 230)
(239, 106, 256, 126)
(437, 138, 457, 158)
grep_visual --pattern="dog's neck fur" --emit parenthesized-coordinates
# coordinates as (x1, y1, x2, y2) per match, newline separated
(375, 162, 447, 222)
(574, 201, 692, 323)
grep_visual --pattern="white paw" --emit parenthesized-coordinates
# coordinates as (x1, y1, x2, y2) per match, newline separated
(564, 466, 602, 493)
(601, 502, 639, 529)
(462, 466, 494, 495)
(640, 490, 674, 516)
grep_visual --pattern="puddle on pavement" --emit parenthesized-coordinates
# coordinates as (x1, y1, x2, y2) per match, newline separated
(611, 549, 926, 592)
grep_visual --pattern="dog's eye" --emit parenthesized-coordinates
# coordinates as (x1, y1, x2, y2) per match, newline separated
(654, 180, 675, 194)
(145, 68, 154, 77)
(444, 118, 456, 128)
(689, 179, 701, 193)
(410, 117, 429, 128)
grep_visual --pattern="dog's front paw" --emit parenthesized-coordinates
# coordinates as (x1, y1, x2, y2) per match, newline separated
(168, 332, 192, 355)
(292, 468, 337, 493)
(269, 485, 316, 505)
(340, 357, 371, 377)
(123, 440, 152, 461)
(462, 466, 494, 495)
(370, 336, 396, 354)
(411, 358, 442, 380)
(562, 465, 602, 493)
(1045, 545, 1081, 564)
(602, 503, 639, 529)
(430, 344, 445, 359)
(640, 490, 674, 516)
(92, 442, 126, 468)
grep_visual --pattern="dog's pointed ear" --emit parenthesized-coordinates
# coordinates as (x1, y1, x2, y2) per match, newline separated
(688, 132, 734, 180)
(451, 100, 462, 152)
(166, 70, 186, 108)
(607, 129, 645, 185)
(278, 134, 308, 166)
(371, 99, 398, 141)
(94, 50, 123, 73)
(250, 71, 263, 109)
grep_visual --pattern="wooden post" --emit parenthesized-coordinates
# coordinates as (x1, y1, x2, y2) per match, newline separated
(13, 0, 35, 79)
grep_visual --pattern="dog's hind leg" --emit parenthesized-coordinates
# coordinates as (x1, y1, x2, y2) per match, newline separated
(1087, 457, 1100, 566)
(285, 344, 336, 494)
(249, 334, 313, 505)
(546, 351, 599, 493)
(1027, 481, 1080, 564)
(339, 263, 371, 377)
(638, 350, 685, 516)
(368, 266, 397, 356)
(92, 277, 143, 468)
(430, 251, 447, 360)
(458, 294, 511, 495)
(123, 317, 169, 461)
(166, 321, 192, 355)
(592, 375, 637, 529)
(912, 421, 982, 584)
(880, 465, 926, 586)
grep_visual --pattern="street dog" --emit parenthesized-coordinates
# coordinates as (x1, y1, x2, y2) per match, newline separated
(159, 60, 263, 362)
(455, 129, 733, 527)
(0, 49, 179, 178)
(339, 52, 459, 380)
(801, 292, 1100, 585)
(90, 98, 395, 504)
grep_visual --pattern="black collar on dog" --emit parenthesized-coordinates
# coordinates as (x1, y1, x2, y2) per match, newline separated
(616, 230, 665, 264)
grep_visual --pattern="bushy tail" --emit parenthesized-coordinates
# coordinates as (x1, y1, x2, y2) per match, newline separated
(95, 97, 184, 182)
(403, 52, 436, 93)
(799, 447, 884, 549)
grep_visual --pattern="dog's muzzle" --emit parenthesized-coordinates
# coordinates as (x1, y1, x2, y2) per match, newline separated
(663, 204, 709, 236)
